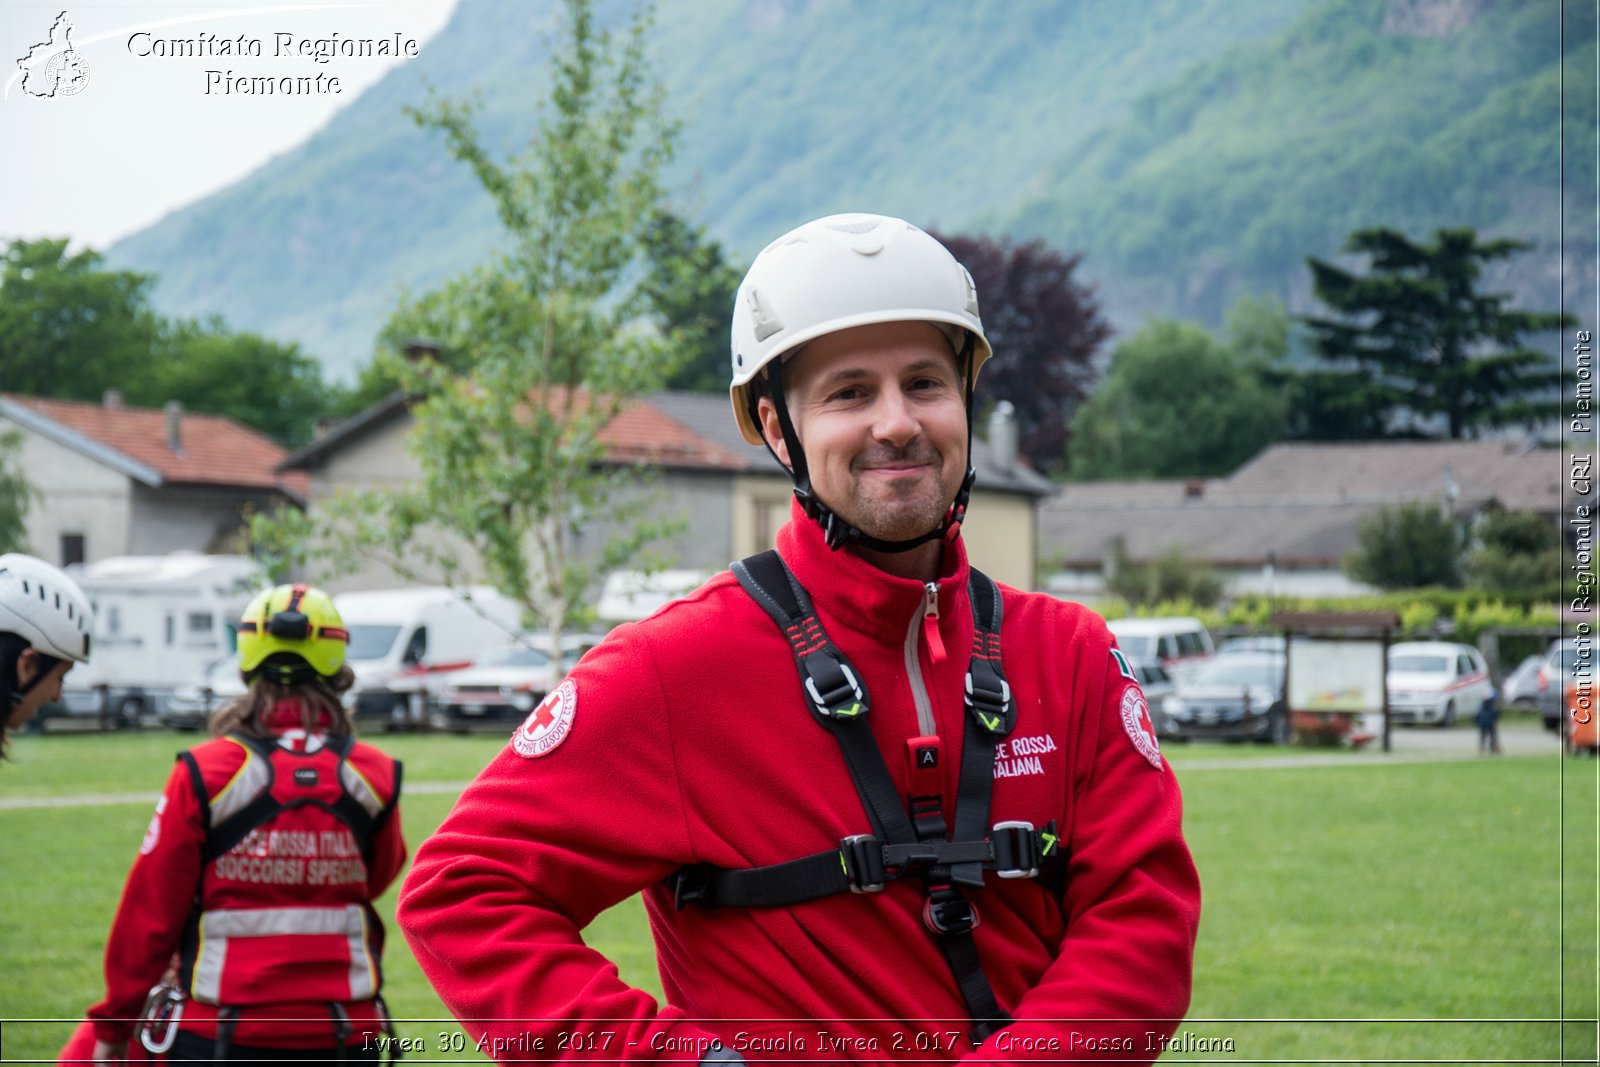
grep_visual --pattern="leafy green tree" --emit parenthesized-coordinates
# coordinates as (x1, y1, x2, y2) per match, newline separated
(1344, 502, 1463, 590)
(1466, 506, 1561, 600)
(132, 318, 339, 446)
(0, 430, 37, 554)
(930, 232, 1110, 475)
(0, 238, 161, 398)
(640, 211, 742, 392)
(1300, 227, 1574, 439)
(1070, 317, 1287, 479)
(254, 0, 680, 655)
(1105, 540, 1224, 607)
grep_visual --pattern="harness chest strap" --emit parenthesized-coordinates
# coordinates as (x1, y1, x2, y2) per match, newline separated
(673, 551, 1064, 1046)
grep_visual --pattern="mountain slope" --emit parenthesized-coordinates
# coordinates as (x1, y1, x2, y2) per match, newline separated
(106, 0, 1586, 381)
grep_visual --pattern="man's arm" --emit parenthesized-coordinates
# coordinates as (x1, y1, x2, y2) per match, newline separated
(397, 633, 726, 1064)
(964, 632, 1201, 1066)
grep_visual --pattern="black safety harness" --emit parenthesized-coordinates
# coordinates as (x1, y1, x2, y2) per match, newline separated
(671, 551, 1063, 1046)
(166, 734, 402, 1063)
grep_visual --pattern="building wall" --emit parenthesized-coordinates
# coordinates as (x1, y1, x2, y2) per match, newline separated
(963, 491, 1038, 591)
(127, 485, 276, 557)
(6, 418, 133, 565)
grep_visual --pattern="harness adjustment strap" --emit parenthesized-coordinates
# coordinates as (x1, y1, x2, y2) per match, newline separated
(923, 884, 978, 936)
(839, 834, 887, 893)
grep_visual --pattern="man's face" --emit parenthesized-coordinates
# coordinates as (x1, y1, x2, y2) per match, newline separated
(759, 320, 967, 544)
(6, 649, 72, 730)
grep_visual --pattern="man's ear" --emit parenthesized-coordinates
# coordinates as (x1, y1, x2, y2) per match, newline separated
(756, 395, 792, 468)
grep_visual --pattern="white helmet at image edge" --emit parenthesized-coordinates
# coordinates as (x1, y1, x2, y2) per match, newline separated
(728, 213, 993, 445)
(0, 554, 93, 663)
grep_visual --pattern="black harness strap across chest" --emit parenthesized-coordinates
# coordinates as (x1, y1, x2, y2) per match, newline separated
(671, 551, 1061, 1046)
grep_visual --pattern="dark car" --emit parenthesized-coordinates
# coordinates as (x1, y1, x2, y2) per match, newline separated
(1160, 652, 1288, 743)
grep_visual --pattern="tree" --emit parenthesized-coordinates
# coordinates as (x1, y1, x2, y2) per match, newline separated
(0, 429, 37, 554)
(0, 238, 161, 398)
(1105, 541, 1223, 607)
(136, 318, 339, 446)
(640, 211, 742, 393)
(1344, 502, 1463, 590)
(1300, 227, 1574, 439)
(1069, 318, 1288, 480)
(254, 0, 680, 658)
(1466, 506, 1561, 601)
(929, 232, 1110, 475)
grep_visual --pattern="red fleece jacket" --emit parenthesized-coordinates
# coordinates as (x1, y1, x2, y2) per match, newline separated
(399, 502, 1199, 1065)
(87, 707, 406, 1050)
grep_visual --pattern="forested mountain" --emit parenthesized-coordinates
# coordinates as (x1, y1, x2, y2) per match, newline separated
(107, 0, 1591, 381)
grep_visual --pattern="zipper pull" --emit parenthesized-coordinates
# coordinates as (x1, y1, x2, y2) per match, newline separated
(923, 582, 946, 664)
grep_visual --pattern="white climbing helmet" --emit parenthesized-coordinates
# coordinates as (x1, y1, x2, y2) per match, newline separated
(0, 554, 93, 663)
(728, 213, 993, 445)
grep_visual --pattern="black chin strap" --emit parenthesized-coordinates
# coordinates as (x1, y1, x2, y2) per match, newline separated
(760, 334, 979, 554)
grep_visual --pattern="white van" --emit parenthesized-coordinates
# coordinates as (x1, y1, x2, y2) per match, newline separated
(1106, 616, 1216, 684)
(55, 553, 266, 727)
(334, 586, 523, 728)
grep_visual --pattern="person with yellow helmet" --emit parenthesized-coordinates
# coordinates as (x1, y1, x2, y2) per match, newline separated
(85, 583, 406, 1066)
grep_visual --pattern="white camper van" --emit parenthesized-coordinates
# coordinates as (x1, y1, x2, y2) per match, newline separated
(54, 553, 267, 728)
(334, 586, 523, 728)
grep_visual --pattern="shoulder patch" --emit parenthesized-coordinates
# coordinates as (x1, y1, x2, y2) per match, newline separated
(1109, 647, 1137, 681)
(512, 678, 578, 759)
(1119, 685, 1163, 770)
(139, 794, 168, 855)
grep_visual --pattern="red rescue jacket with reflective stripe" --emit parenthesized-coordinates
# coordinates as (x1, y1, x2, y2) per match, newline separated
(89, 712, 405, 1050)
(179, 733, 395, 1008)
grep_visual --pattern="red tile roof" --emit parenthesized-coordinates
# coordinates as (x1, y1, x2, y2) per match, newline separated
(598, 397, 754, 470)
(3, 394, 310, 499)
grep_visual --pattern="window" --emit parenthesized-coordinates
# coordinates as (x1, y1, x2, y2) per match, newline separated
(60, 534, 86, 567)
(402, 626, 428, 666)
(1176, 632, 1207, 657)
(186, 611, 217, 647)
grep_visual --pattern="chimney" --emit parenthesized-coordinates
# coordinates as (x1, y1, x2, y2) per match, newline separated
(103, 388, 124, 409)
(987, 400, 1018, 472)
(164, 400, 183, 452)
(1184, 479, 1205, 499)
(404, 338, 441, 364)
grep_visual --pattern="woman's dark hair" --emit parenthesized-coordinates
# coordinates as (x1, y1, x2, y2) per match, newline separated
(208, 657, 357, 740)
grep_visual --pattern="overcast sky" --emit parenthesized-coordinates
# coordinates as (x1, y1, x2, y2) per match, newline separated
(1, 1, 458, 251)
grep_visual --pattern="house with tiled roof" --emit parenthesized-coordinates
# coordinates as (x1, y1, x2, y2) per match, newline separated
(281, 389, 1054, 593)
(1042, 439, 1581, 599)
(0, 392, 309, 566)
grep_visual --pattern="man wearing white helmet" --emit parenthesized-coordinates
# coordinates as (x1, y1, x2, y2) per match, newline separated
(0, 553, 93, 756)
(401, 214, 1199, 1066)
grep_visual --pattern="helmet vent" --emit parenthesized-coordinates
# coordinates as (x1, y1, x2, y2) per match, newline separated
(827, 220, 879, 234)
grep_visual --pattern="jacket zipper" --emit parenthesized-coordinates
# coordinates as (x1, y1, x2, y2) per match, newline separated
(903, 582, 945, 737)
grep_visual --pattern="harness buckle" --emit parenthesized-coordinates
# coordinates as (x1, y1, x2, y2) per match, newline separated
(672, 865, 713, 909)
(803, 654, 867, 720)
(964, 659, 1013, 737)
(923, 885, 979, 935)
(839, 834, 887, 893)
(990, 821, 1041, 879)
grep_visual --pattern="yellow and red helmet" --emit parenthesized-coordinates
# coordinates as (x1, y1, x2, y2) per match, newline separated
(236, 583, 348, 679)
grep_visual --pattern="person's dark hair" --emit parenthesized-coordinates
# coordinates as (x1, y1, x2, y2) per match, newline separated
(0, 632, 27, 762)
(208, 656, 357, 740)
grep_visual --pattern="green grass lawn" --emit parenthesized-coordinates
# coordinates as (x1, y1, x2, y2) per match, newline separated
(2, 730, 1595, 1064)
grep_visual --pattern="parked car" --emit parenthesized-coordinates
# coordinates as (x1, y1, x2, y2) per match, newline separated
(436, 634, 604, 733)
(1385, 641, 1494, 728)
(1536, 640, 1583, 732)
(1107, 617, 1215, 684)
(1499, 653, 1545, 711)
(161, 656, 248, 731)
(1216, 634, 1286, 656)
(1129, 659, 1178, 737)
(1160, 652, 1287, 743)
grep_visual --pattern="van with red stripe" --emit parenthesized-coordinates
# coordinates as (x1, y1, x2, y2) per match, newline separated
(334, 586, 522, 728)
